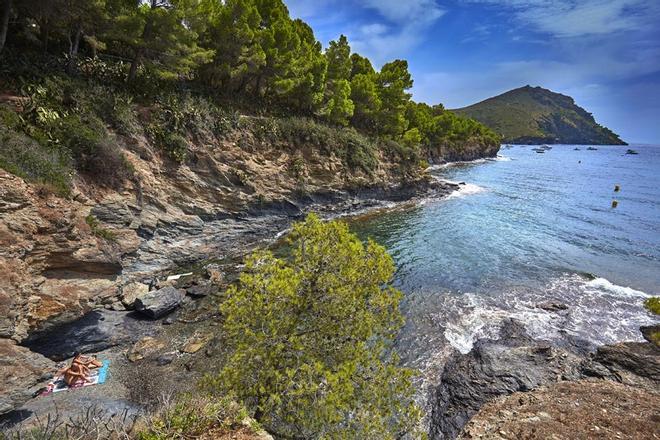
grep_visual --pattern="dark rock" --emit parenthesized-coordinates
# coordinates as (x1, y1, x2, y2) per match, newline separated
(583, 342, 660, 392)
(640, 324, 660, 347)
(22, 310, 148, 361)
(536, 301, 569, 312)
(186, 284, 215, 298)
(134, 287, 185, 319)
(157, 353, 176, 366)
(429, 319, 584, 440)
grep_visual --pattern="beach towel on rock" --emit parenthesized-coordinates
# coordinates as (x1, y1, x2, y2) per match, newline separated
(40, 360, 110, 396)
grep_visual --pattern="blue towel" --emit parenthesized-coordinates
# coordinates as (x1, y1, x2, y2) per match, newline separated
(97, 360, 110, 384)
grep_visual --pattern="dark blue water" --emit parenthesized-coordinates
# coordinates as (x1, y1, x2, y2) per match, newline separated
(349, 144, 659, 385)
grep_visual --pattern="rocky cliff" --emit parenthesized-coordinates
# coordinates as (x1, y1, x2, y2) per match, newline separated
(0, 114, 495, 416)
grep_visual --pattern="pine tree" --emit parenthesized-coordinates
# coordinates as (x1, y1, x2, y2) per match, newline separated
(213, 214, 423, 439)
(375, 59, 413, 137)
(322, 35, 354, 125)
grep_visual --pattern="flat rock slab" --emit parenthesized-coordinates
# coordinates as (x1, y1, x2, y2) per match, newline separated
(459, 380, 660, 440)
(135, 287, 185, 319)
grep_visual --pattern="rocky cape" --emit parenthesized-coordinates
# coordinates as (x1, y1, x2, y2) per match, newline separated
(454, 86, 626, 145)
(0, 123, 498, 418)
(430, 320, 660, 439)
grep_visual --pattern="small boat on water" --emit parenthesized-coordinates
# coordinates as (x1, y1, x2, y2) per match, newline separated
(625, 149, 639, 155)
(587, 147, 598, 151)
(574, 147, 581, 150)
(532, 148, 545, 153)
(540, 144, 552, 150)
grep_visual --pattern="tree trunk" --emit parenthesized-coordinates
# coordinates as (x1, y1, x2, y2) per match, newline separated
(67, 24, 82, 74)
(0, 0, 10, 53)
(127, 48, 143, 82)
(127, 1, 157, 83)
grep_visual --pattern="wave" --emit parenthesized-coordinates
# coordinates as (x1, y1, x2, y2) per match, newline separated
(436, 273, 653, 354)
(445, 183, 487, 200)
(586, 277, 650, 298)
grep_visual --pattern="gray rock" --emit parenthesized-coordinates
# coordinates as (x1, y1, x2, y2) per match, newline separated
(430, 319, 584, 440)
(640, 324, 660, 347)
(536, 301, 569, 312)
(135, 287, 185, 319)
(121, 282, 149, 309)
(583, 342, 660, 392)
(22, 310, 151, 361)
(186, 284, 215, 298)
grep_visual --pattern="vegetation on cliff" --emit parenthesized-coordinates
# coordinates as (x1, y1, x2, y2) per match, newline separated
(454, 85, 626, 145)
(0, 0, 499, 196)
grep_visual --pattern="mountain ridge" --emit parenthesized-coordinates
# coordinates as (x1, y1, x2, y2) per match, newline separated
(453, 85, 627, 145)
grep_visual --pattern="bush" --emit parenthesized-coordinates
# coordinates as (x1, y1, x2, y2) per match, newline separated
(0, 126, 73, 197)
(275, 117, 378, 173)
(85, 214, 118, 241)
(644, 297, 660, 315)
(137, 395, 252, 440)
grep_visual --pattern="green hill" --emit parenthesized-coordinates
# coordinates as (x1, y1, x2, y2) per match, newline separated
(453, 86, 626, 145)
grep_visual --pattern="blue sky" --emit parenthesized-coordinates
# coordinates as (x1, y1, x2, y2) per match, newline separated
(286, 0, 660, 144)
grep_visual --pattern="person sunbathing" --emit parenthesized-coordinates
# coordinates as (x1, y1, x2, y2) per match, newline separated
(72, 353, 103, 369)
(63, 361, 92, 386)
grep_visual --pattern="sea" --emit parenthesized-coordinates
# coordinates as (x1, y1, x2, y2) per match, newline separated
(348, 144, 659, 387)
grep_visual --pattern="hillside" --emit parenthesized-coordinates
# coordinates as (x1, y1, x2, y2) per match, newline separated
(454, 86, 626, 145)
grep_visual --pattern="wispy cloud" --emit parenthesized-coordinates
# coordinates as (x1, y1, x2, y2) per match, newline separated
(351, 0, 446, 65)
(465, 0, 660, 37)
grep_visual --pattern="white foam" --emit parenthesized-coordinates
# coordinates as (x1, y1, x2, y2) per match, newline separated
(585, 277, 650, 298)
(493, 155, 512, 161)
(445, 183, 487, 199)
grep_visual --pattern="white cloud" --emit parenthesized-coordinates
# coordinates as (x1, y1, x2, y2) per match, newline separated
(466, 0, 660, 38)
(360, 23, 389, 36)
(350, 0, 446, 66)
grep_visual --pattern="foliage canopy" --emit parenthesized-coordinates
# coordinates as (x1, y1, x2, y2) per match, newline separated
(212, 214, 423, 439)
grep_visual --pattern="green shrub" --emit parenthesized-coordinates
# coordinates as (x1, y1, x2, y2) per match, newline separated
(0, 126, 73, 196)
(644, 297, 660, 315)
(275, 117, 378, 173)
(85, 214, 117, 241)
(137, 395, 251, 440)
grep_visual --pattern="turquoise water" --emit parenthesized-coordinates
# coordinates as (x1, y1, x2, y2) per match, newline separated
(349, 144, 659, 383)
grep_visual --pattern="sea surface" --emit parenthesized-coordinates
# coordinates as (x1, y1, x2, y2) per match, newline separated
(349, 144, 659, 386)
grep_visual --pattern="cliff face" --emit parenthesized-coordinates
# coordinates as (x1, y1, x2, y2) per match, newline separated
(454, 86, 626, 145)
(0, 118, 497, 415)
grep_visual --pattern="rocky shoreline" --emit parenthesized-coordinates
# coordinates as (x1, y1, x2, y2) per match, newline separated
(0, 170, 463, 428)
(429, 319, 660, 439)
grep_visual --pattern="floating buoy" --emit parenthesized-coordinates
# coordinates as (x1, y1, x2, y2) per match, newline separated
(614, 185, 620, 192)
(578, 160, 581, 164)
(611, 200, 618, 208)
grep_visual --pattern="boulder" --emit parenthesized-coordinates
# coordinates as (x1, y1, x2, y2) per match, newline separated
(205, 264, 223, 285)
(22, 310, 148, 361)
(430, 319, 585, 440)
(134, 287, 185, 319)
(640, 324, 660, 348)
(584, 341, 660, 392)
(127, 336, 166, 362)
(186, 283, 215, 298)
(120, 282, 149, 309)
(0, 339, 53, 415)
(181, 333, 213, 354)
